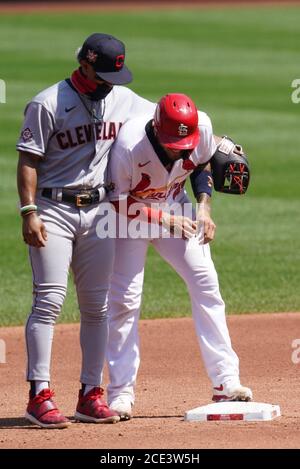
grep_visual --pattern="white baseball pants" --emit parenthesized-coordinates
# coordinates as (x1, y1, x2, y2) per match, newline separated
(107, 236, 240, 404)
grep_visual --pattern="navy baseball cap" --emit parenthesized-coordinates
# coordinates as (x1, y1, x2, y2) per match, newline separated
(78, 33, 133, 85)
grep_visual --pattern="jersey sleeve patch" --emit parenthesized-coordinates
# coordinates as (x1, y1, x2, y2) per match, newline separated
(21, 127, 33, 142)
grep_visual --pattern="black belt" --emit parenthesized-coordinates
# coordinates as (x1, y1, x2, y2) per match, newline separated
(41, 188, 104, 207)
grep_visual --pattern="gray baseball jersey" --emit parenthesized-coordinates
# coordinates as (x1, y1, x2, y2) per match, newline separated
(17, 80, 156, 189)
(18, 79, 156, 390)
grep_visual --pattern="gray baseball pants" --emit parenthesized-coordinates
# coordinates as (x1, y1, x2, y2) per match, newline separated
(26, 195, 114, 386)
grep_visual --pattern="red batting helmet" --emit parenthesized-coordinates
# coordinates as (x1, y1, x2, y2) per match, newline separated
(154, 93, 200, 150)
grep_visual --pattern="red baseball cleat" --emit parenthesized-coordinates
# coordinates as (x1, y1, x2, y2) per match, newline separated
(25, 388, 71, 429)
(74, 387, 120, 424)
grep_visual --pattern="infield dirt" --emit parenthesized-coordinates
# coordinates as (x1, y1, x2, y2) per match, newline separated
(0, 313, 299, 449)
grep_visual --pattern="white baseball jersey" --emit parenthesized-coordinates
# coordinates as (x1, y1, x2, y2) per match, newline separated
(107, 110, 242, 406)
(109, 110, 217, 206)
(16, 80, 156, 189)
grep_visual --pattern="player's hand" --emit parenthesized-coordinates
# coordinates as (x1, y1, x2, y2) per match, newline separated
(197, 211, 216, 244)
(161, 213, 197, 239)
(22, 212, 48, 248)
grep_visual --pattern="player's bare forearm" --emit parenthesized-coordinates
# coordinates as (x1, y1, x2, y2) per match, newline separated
(196, 192, 216, 244)
(17, 151, 39, 205)
(111, 197, 196, 239)
(17, 151, 47, 248)
(196, 192, 211, 215)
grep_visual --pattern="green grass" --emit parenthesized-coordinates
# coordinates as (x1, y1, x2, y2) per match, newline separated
(0, 6, 300, 325)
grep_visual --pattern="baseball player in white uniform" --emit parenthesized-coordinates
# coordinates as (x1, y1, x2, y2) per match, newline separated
(16, 33, 155, 428)
(106, 93, 252, 419)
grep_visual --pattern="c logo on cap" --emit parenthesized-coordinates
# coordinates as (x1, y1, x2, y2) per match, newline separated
(115, 54, 125, 69)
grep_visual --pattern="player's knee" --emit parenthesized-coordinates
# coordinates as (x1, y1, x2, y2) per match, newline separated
(79, 290, 108, 323)
(109, 293, 142, 319)
(31, 284, 67, 323)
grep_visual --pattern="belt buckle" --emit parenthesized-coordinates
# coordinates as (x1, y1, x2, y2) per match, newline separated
(76, 192, 92, 207)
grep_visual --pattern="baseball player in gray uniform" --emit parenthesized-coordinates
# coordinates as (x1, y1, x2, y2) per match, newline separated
(16, 33, 155, 428)
(106, 94, 252, 420)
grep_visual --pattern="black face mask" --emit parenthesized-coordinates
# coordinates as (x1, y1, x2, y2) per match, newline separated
(88, 82, 113, 101)
(181, 149, 193, 160)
